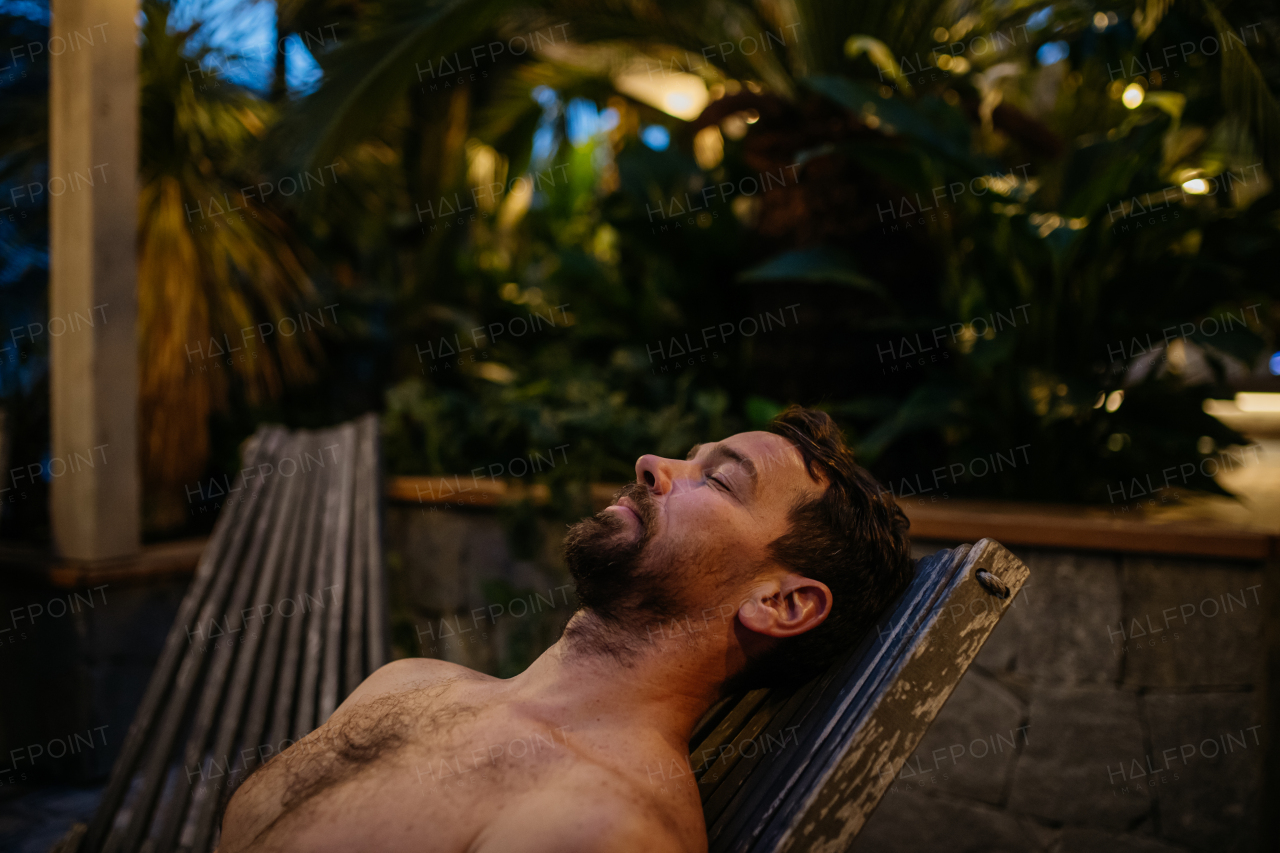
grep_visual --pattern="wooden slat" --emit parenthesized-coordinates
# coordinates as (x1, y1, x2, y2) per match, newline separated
(235, 429, 315, 786)
(265, 431, 328, 749)
(691, 690, 771, 782)
(75, 417, 386, 853)
(754, 545, 975, 848)
(345, 420, 372, 697)
(690, 696, 738, 752)
(81, 434, 270, 853)
(145, 432, 296, 853)
(292, 428, 339, 738)
(181, 433, 308, 853)
(362, 414, 390, 672)
(734, 546, 971, 851)
(698, 691, 793, 798)
(320, 422, 358, 721)
(701, 678, 826, 823)
(100, 428, 287, 853)
(765, 540, 1028, 853)
(703, 545, 970, 851)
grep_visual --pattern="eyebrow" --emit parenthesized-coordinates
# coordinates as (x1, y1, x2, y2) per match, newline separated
(687, 442, 758, 500)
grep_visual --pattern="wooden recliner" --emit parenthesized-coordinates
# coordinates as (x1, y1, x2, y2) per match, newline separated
(66, 416, 387, 853)
(67, 415, 1023, 853)
(690, 539, 1029, 853)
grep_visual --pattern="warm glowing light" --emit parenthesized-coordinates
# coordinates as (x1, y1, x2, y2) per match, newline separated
(693, 126, 724, 170)
(1122, 83, 1144, 108)
(1235, 392, 1280, 412)
(1105, 390, 1125, 412)
(613, 68, 708, 120)
(1181, 178, 1209, 195)
(665, 93, 693, 113)
(721, 113, 748, 139)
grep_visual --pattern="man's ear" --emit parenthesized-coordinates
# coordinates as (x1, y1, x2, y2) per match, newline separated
(737, 575, 832, 638)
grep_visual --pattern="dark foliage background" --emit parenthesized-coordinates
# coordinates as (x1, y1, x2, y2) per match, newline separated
(2, 0, 1279, 541)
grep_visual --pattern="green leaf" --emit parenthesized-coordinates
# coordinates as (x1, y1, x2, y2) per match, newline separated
(855, 383, 964, 462)
(845, 35, 912, 95)
(276, 0, 525, 169)
(1202, 0, 1280, 178)
(802, 75, 975, 169)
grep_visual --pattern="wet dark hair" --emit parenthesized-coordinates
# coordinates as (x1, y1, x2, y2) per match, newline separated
(741, 405, 912, 688)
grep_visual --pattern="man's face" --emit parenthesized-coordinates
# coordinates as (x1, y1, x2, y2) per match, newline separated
(564, 431, 824, 629)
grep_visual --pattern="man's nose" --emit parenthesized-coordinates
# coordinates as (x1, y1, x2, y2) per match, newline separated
(635, 454, 688, 496)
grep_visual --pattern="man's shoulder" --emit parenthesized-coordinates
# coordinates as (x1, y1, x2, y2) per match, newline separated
(336, 657, 495, 712)
(479, 765, 706, 853)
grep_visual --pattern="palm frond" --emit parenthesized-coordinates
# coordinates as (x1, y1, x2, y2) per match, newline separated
(1201, 0, 1280, 178)
(137, 0, 319, 497)
(273, 0, 528, 169)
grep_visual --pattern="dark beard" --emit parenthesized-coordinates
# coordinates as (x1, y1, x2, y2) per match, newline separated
(562, 483, 685, 636)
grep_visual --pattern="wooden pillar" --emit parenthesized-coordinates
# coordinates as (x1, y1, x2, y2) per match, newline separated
(48, 0, 140, 560)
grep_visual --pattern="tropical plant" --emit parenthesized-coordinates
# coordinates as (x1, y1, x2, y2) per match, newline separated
(276, 0, 1278, 505)
(138, 0, 323, 527)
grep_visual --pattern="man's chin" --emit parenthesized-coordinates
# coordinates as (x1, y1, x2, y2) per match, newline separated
(564, 514, 648, 614)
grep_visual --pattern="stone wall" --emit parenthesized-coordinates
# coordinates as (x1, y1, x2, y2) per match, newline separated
(383, 504, 575, 677)
(853, 541, 1267, 853)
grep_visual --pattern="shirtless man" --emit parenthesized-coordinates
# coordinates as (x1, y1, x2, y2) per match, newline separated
(218, 406, 911, 853)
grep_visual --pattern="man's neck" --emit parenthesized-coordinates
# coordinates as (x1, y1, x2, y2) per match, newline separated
(507, 611, 736, 751)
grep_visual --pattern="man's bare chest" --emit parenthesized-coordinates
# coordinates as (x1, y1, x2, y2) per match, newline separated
(220, 684, 583, 852)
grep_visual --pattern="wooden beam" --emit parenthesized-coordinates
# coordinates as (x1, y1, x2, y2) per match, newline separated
(902, 499, 1277, 561)
(48, 0, 140, 560)
(385, 477, 1278, 561)
(0, 537, 205, 588)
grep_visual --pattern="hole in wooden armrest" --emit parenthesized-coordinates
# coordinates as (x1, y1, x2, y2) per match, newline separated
(974, 569, 1010, 599)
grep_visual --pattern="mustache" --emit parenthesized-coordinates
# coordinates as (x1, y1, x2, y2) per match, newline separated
(607, 482, 657, 531)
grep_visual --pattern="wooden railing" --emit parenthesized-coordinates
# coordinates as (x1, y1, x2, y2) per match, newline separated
(5, 478, 1275, 588)
(390, 478, 1280, 561)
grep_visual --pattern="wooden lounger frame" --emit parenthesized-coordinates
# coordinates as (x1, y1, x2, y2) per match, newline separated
(68, 422, 1022, 853)
(691, 539, 1029, 853)
(69, 416, 387, 853)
